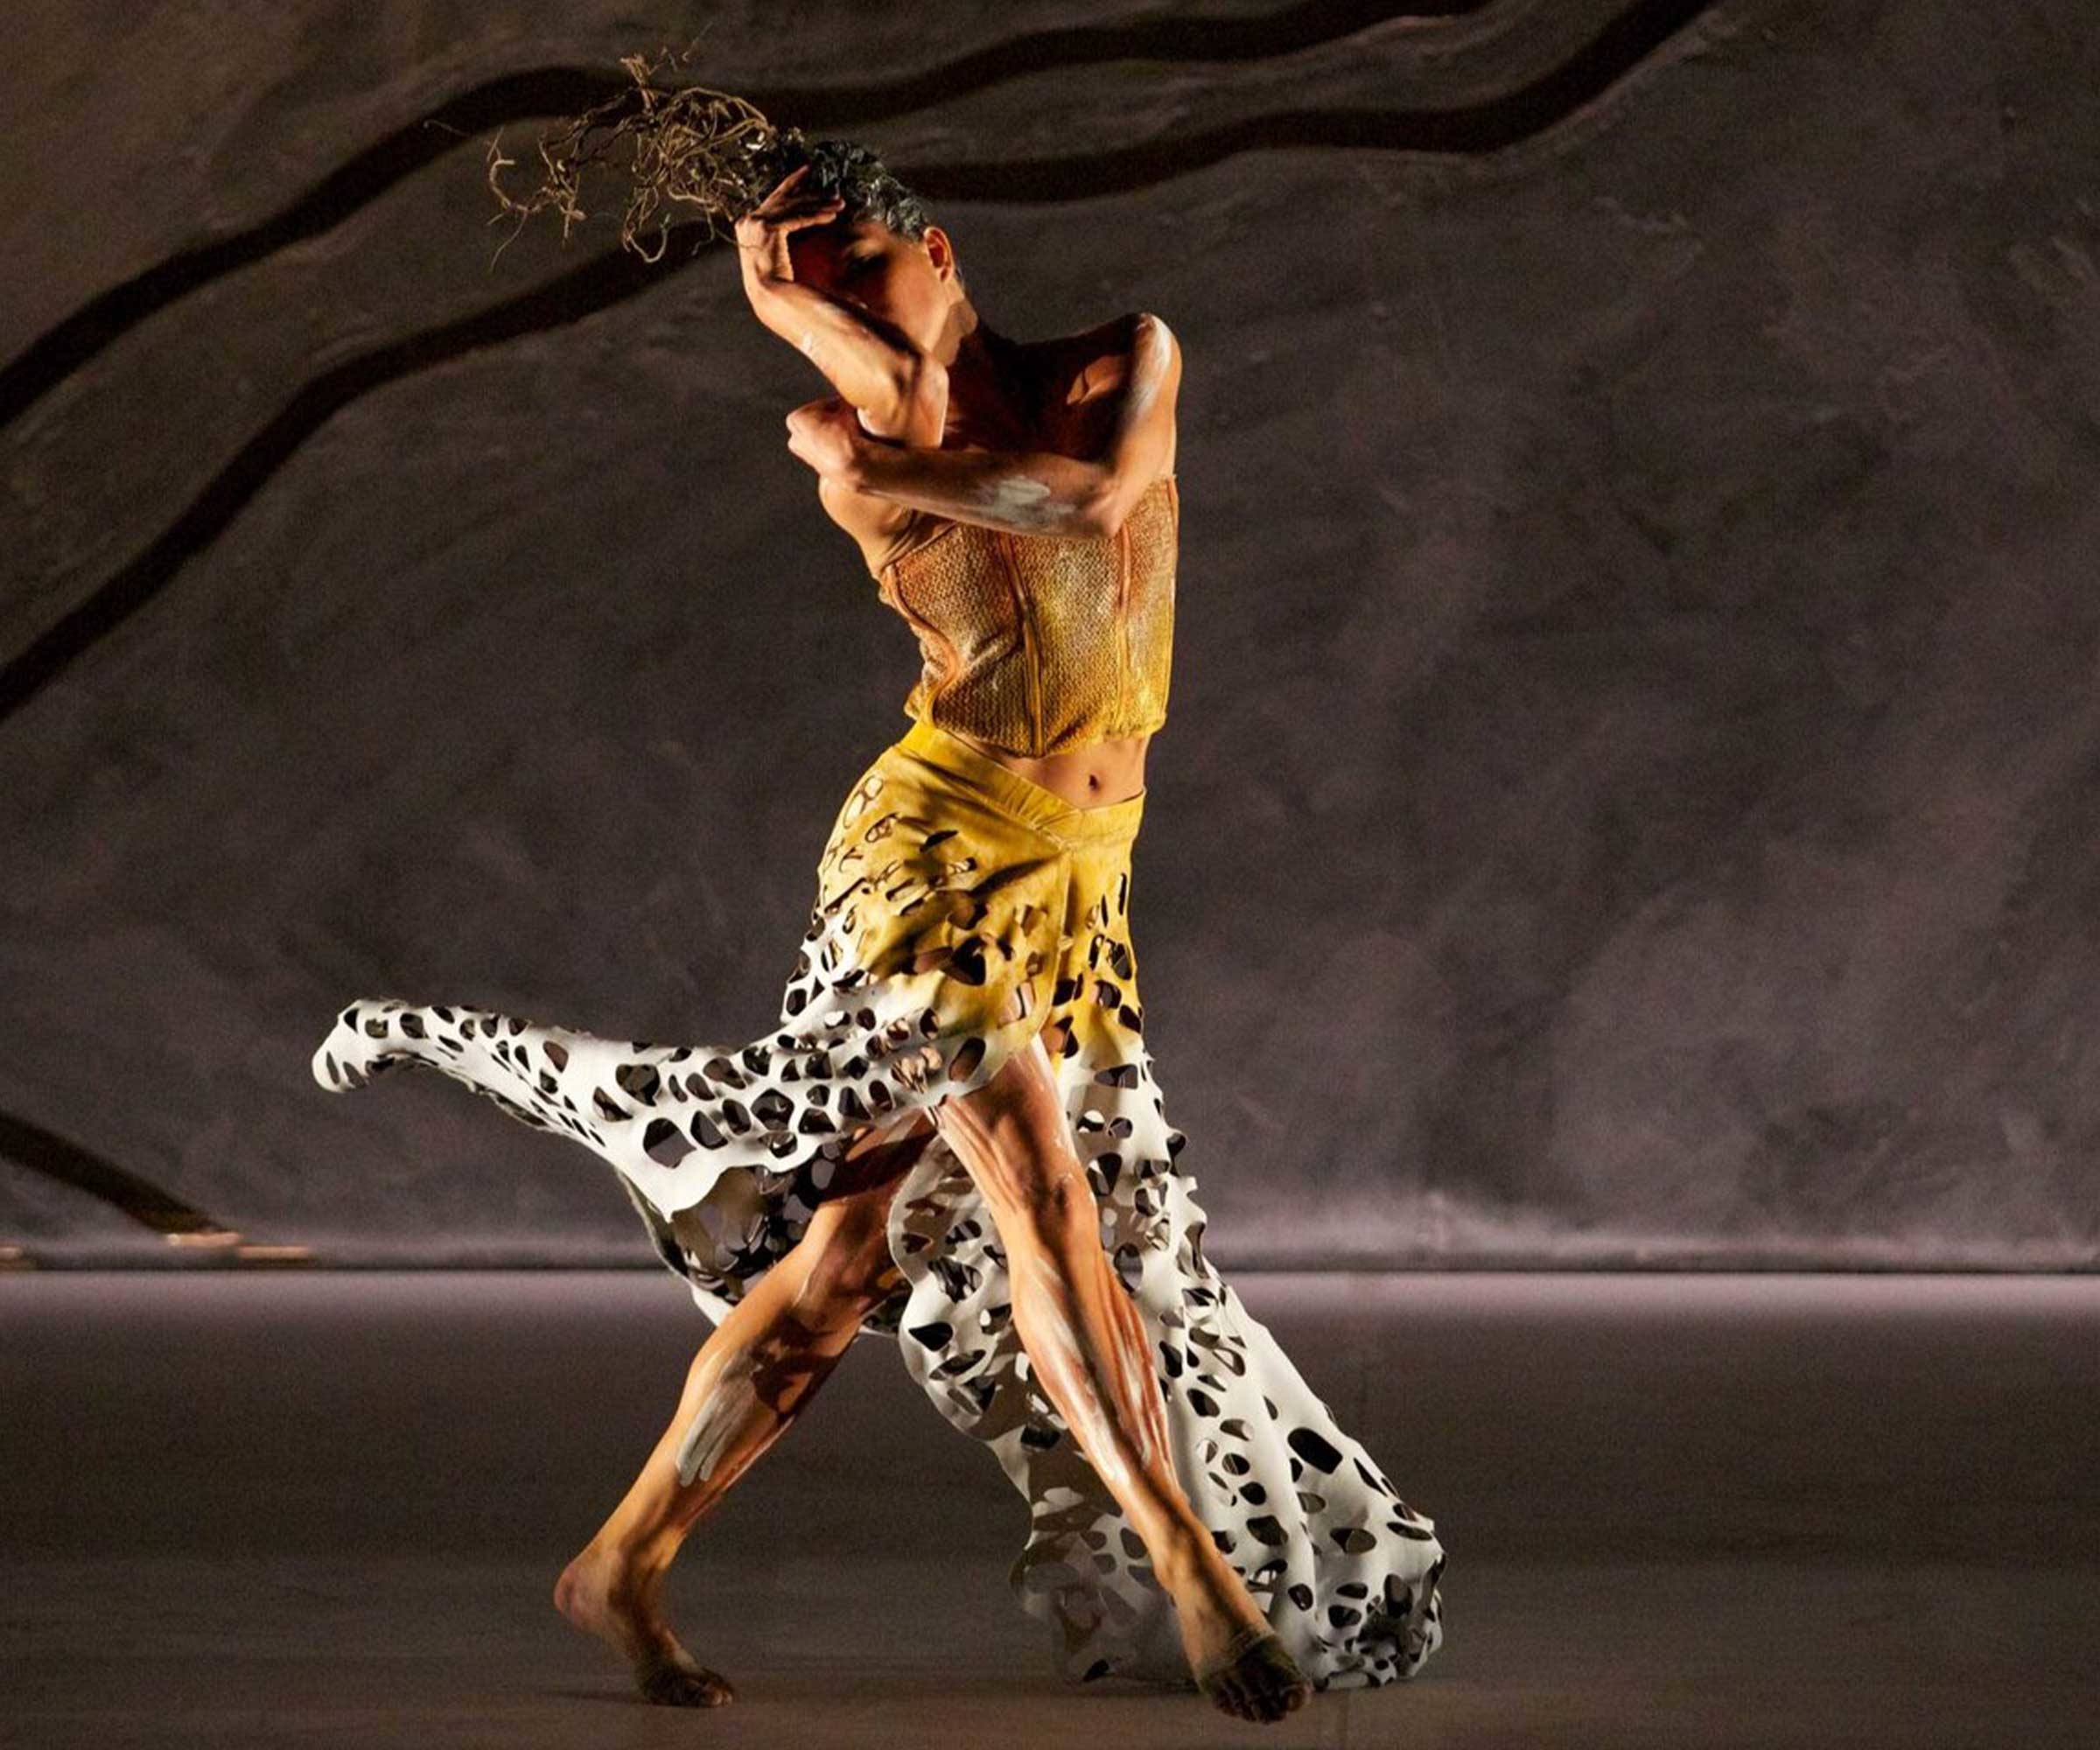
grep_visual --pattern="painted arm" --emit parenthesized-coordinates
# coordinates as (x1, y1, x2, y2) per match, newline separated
(844, 312, 1181, 537)
(735, 165, 942, 441)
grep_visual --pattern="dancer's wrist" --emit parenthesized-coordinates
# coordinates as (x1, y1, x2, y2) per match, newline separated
(846, 415, 930, 492)
(841, 413, 883, 489)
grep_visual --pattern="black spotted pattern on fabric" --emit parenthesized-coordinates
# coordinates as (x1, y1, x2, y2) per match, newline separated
(310, 734, 1446, 1690)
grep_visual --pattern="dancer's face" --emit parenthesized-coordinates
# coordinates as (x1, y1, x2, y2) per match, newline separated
(790, 218, 960, 352)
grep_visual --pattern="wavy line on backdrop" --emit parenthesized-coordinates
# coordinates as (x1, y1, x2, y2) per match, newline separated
(0, 1109, 242, 1245)
(0, 0, 1492, 425)
(0, 0, 1719, 735)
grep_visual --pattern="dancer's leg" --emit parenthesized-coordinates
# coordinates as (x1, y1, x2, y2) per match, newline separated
(933, 1035, 1312, 1724)
(555, 1112, 934, 1706)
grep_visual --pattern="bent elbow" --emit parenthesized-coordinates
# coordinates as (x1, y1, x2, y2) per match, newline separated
(849, 353, 943, 444)
(874, 353, 948, 445)
(1074, 472, 1129, 539)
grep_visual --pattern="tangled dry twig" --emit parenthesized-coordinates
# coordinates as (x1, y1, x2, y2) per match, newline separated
(482, 42, 790, 266)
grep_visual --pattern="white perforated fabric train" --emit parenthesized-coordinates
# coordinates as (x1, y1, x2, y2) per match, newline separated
(312, 714, 1448, 1690)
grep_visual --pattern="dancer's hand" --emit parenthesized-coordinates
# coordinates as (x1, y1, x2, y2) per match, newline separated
(735, 164, 844, 289)
(784, 395, 865, 482)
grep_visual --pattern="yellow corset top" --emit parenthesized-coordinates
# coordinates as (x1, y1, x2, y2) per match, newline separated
(873, 472, 1179, 759)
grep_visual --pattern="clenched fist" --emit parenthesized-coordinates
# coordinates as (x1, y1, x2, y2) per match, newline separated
(784, 395, 864, 481)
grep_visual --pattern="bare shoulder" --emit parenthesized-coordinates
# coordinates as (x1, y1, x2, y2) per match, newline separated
(1034, 312, 1181, 461)
(1040, 312, 1179, 385)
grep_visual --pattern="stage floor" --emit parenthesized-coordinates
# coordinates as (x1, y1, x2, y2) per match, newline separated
(4, 1270, 2090, 1747)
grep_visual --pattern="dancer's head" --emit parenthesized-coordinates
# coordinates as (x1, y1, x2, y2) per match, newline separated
(750, 133, 933, 242)
(753, 135, 969, 354)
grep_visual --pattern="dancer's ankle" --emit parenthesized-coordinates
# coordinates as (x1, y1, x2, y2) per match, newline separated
(584, 1527, 680, 1588)
(1149, 1518, 1228, 1595)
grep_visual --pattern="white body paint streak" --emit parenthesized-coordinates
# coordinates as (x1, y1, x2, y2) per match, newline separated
(1126, 316, 1174, 423)
(971, 472, 1065, 531)
(937, 1036, 1152, 1499)
(674, 1348, 760, 1487)
(1130, 1312, 1172, 1474)
(797, 329, 819, 357)
(1023, 1034, 1144, 1491)
(1031, 1022, 1173, 1480)
(1026, 1248, 1135, 1492)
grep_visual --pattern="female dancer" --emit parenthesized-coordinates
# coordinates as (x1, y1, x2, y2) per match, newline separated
(314, 97, 1446, 1726)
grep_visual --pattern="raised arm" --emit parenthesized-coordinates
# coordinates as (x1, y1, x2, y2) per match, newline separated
(735, 165, 944, 442)
(842, 312, 1181, 538)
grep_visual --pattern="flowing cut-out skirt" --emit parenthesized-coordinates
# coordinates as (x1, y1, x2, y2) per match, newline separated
(311, 715, 1447, 1689)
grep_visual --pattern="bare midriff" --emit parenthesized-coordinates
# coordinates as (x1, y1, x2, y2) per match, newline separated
(943, 724, 1150, 809)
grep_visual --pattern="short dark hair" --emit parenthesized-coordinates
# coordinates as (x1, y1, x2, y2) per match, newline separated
(746, 130, 933, 240)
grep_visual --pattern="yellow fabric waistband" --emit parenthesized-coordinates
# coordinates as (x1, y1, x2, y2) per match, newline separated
(895, 718, 1146, 847)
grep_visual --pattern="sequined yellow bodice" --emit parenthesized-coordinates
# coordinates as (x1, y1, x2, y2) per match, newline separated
(873, 473, 1178, 759)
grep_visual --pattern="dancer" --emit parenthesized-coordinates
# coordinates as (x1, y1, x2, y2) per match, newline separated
(315, 71, 1446, 1726)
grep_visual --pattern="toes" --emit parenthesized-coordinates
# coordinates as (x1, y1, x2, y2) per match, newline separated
(1266, 1681, 1312, 1718)
(635, 1656, 735, 1708)
(1207, 1642, 1312, 1724)
(638, 1666, 733, 1708)
(1197, 1627, 1315, 1725)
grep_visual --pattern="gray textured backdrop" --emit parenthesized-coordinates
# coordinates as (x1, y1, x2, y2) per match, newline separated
(4, 0, 2096, 1268)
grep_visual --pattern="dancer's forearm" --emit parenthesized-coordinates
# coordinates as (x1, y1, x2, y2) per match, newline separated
(844, 437, 1119, 538)
(742, 267, 931, 433)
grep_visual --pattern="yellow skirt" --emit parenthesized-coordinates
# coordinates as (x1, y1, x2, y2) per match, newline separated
(312, 715, 1447, 1690)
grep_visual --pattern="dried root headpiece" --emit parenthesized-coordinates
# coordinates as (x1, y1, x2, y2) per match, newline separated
(482, 43, 930, 266)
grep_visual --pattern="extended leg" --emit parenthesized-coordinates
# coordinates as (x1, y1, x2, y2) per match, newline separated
(932, 1036, 1312, 1724)
(554, 1111, 934, 1706)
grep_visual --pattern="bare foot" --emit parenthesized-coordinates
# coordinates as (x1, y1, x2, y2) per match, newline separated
(1193, 1621, 1312, 1724)
(554, 1546, 735, 1708)
(1165, 1543, 1312, 1723)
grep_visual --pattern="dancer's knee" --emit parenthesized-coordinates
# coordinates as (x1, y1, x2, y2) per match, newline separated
(1005, 1162, 1098, 1248)
(790, 1191, 905, 1312)
(956, 1127, 1096, 1250)
(929, 1039, 1101, 1248)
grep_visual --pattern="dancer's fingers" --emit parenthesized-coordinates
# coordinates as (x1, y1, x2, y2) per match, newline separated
(735, 193, 844, 256)
(774, 198, 844, 233)
(754, 162, 815, 209)
(754, 166, 844, 224)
